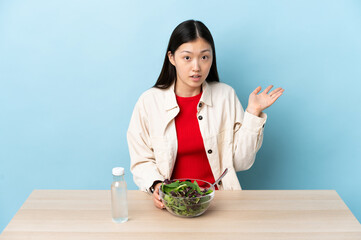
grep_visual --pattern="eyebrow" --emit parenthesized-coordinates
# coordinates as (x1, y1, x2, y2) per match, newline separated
(180, 49, 211, 53)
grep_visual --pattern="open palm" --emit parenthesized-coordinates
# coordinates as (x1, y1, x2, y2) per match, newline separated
(247, 85, 284, 115)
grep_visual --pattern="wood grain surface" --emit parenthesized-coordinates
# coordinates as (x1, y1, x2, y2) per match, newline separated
(1, 190, 360, 240)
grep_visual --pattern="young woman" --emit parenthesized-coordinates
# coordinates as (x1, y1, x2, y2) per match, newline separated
(127, 20, 284, 209)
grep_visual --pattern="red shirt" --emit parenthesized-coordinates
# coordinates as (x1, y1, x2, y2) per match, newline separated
(171, 92, 218, 190)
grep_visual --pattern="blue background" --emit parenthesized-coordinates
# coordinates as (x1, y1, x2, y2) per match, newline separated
(1, 0, 360, 233)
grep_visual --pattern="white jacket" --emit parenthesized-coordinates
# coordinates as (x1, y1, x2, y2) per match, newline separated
(127, 81, 267, 195)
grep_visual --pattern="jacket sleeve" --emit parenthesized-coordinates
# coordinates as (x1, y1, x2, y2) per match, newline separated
(232, 89, 267, 172)
(127, 98, 165, 195)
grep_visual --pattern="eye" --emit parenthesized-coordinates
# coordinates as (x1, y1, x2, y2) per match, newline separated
(202, 56, 209, 60)
(184, 56, 190, 60)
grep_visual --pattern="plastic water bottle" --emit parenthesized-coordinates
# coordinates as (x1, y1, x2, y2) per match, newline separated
(111, 167, 128, 223)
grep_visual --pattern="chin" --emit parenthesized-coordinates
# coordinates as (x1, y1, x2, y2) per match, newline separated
(190, 78, 205, 85)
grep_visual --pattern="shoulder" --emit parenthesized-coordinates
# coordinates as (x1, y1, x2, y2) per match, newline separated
(137, 87, 168, 103)
(208, 82, 237, 97)
(134, 87, 169, 112)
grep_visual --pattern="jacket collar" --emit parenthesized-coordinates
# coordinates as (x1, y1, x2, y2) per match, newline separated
(164, 81, 212, 111)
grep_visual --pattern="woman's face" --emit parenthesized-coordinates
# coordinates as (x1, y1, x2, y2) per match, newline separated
(168, 37, 213, 97)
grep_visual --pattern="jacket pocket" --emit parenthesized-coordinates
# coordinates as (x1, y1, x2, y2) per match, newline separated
(216, 129, 233, 145)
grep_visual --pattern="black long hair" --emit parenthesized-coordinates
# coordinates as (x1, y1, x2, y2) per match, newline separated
(154, 20, 220, 89)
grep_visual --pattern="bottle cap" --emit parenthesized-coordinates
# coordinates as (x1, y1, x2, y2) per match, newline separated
(112, 167, 124, 176)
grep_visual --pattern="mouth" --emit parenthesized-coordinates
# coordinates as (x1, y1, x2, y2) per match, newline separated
(190, 74, 201, 80)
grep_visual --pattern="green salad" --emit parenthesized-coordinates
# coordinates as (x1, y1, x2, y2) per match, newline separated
(160, 179, 214, 217)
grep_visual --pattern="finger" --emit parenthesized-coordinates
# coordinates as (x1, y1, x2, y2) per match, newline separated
(262, 85, 274, 94)
(252, 86, 262, 95)
(270, 91, 284, 103)
(153, 197, 165, 209)
(269, 87, 283, 96)
(153, 187, 162, 201)
(153, 187, 165, 209)
(271, 89, 285, 97)
(157, 198, 165, 209)
(153, 193, 165, 209)
(154, 191, 160, 200)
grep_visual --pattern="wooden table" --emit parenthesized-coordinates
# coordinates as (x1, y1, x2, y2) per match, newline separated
(1, 190, 361, 240)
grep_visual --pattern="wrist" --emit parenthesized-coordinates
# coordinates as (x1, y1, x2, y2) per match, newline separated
(246, 107, 262, 117)
(150, 180, 163, 193)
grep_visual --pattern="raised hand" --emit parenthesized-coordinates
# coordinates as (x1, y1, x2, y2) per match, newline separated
(246, 85, 284, 116)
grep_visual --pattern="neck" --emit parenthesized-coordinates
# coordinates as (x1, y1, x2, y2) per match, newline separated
(175, 82, 202, 97)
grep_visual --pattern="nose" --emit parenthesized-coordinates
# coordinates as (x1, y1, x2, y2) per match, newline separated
(192, 59, 201, 72)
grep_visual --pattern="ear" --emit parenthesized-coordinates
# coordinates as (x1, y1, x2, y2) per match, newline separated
(168, 51, 175, 66)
